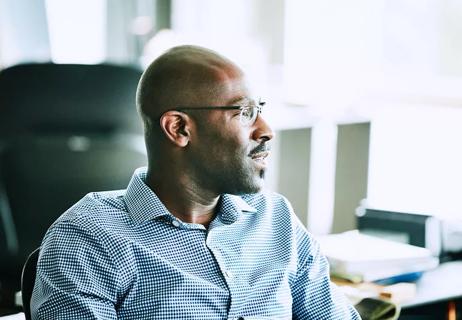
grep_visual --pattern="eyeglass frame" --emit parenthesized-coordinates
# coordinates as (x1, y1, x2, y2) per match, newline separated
(166, 98, 266, 126)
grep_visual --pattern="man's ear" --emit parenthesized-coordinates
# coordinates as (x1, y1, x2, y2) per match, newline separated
(159, 111, 191, 147)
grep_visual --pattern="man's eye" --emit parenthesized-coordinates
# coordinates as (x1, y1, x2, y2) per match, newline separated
(233, 110, 242, 118)
(241, 107, 253, 119)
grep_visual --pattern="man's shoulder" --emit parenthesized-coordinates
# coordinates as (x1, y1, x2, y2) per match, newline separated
(53, 189, 129, 229)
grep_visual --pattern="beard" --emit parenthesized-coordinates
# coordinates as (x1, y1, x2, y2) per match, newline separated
(190, 143, 267, 195)
(220, 155, 265, 195)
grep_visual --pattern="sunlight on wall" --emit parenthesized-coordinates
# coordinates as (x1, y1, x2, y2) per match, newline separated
(169, 0, 270, 98)
(45, 0, 107, 64)
(283, 0, 383, 110)
(285, 0, 462, 230)
(367, 104, 462, 219)
(0, 0, 50, 66)
(284, 0, 382, 232)
(307, 121, 338, 235)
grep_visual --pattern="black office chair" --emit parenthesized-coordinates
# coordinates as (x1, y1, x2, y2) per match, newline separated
(0, 134, 147, 270)
(21, 248, 40, 320)
(0, 63, 143, 137)
(0, 63, 147, 308)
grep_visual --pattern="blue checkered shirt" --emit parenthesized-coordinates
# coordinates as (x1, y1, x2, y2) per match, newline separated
(31, 167, 360, 319)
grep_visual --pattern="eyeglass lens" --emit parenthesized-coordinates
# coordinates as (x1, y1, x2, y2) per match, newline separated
(240, 105, 261, 126)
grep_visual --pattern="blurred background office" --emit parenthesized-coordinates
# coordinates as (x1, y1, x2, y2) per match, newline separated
(1, 0, 462, 314)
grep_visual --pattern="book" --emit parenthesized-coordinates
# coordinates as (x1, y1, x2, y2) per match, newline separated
(373, 271, 422, 286)
(318, 230, 439, 283)
(336, 280, 417, 305)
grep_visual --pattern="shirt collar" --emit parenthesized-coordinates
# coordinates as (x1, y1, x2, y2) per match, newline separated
(124, 167, 257, 225)
(124, 167, 171, 224)
(218, 193, 257, 224)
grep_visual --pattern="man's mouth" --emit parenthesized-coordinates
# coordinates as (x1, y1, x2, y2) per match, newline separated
(248, 143, 271, 169)
(250, 151, 270, 162)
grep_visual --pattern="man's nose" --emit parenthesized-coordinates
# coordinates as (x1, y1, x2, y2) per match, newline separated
(252, 115, 274, 142)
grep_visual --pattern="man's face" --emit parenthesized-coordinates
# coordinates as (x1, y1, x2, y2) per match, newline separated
(187, 73, 274, 195)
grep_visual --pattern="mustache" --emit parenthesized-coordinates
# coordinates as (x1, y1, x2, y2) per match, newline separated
(249, 143, 271, 156)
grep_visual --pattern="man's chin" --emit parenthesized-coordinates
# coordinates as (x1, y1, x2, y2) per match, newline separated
(222, 168, 266, 195)
(235, 177, 265, 195)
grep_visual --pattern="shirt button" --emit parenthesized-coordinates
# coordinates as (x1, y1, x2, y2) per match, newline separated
(172, 220, 180, 228)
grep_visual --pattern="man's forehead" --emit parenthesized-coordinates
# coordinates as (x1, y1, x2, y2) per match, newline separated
(215, 75, 251, 103)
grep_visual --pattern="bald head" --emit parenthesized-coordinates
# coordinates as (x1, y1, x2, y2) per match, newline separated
(136, 45, 243, 124)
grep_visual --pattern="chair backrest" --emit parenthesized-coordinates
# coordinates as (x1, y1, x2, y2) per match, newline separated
(0, 134, 147, 290)
(21, 248, 40, 320)
(0, 63, 143, 136)
(0, 63, 147, 308)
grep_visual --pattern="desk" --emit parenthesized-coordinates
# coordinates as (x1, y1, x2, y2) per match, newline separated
(398, 261, 462, 319)
(336, 261, 462, 319)
(402, 261, 462, 308)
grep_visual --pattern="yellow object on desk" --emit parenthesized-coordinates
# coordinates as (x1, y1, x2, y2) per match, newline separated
(379, 283, 417, 302)
(334, 278, 417, 304)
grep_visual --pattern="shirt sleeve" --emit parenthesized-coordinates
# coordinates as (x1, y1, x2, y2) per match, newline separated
(31, 220, 120, 320)
(291, 220, 361, 319)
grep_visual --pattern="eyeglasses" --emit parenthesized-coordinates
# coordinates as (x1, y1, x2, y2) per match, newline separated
(171, 98, 265, 126)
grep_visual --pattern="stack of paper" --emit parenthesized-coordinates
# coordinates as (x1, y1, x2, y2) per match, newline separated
(317, 230, 439, 283)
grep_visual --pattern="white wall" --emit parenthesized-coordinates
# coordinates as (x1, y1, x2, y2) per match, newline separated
(0, 0, 51, 67)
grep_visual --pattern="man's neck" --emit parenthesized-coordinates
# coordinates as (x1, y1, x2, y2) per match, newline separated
(145, 171, 220, 228)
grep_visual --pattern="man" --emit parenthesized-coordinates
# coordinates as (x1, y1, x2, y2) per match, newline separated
(31, 45, 360, 319)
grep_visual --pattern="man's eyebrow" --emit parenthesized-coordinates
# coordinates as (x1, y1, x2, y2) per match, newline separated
(228, 96, 249, 105)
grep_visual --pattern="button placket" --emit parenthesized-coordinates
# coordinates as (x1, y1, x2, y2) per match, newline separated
(206, 231, 240, 315)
